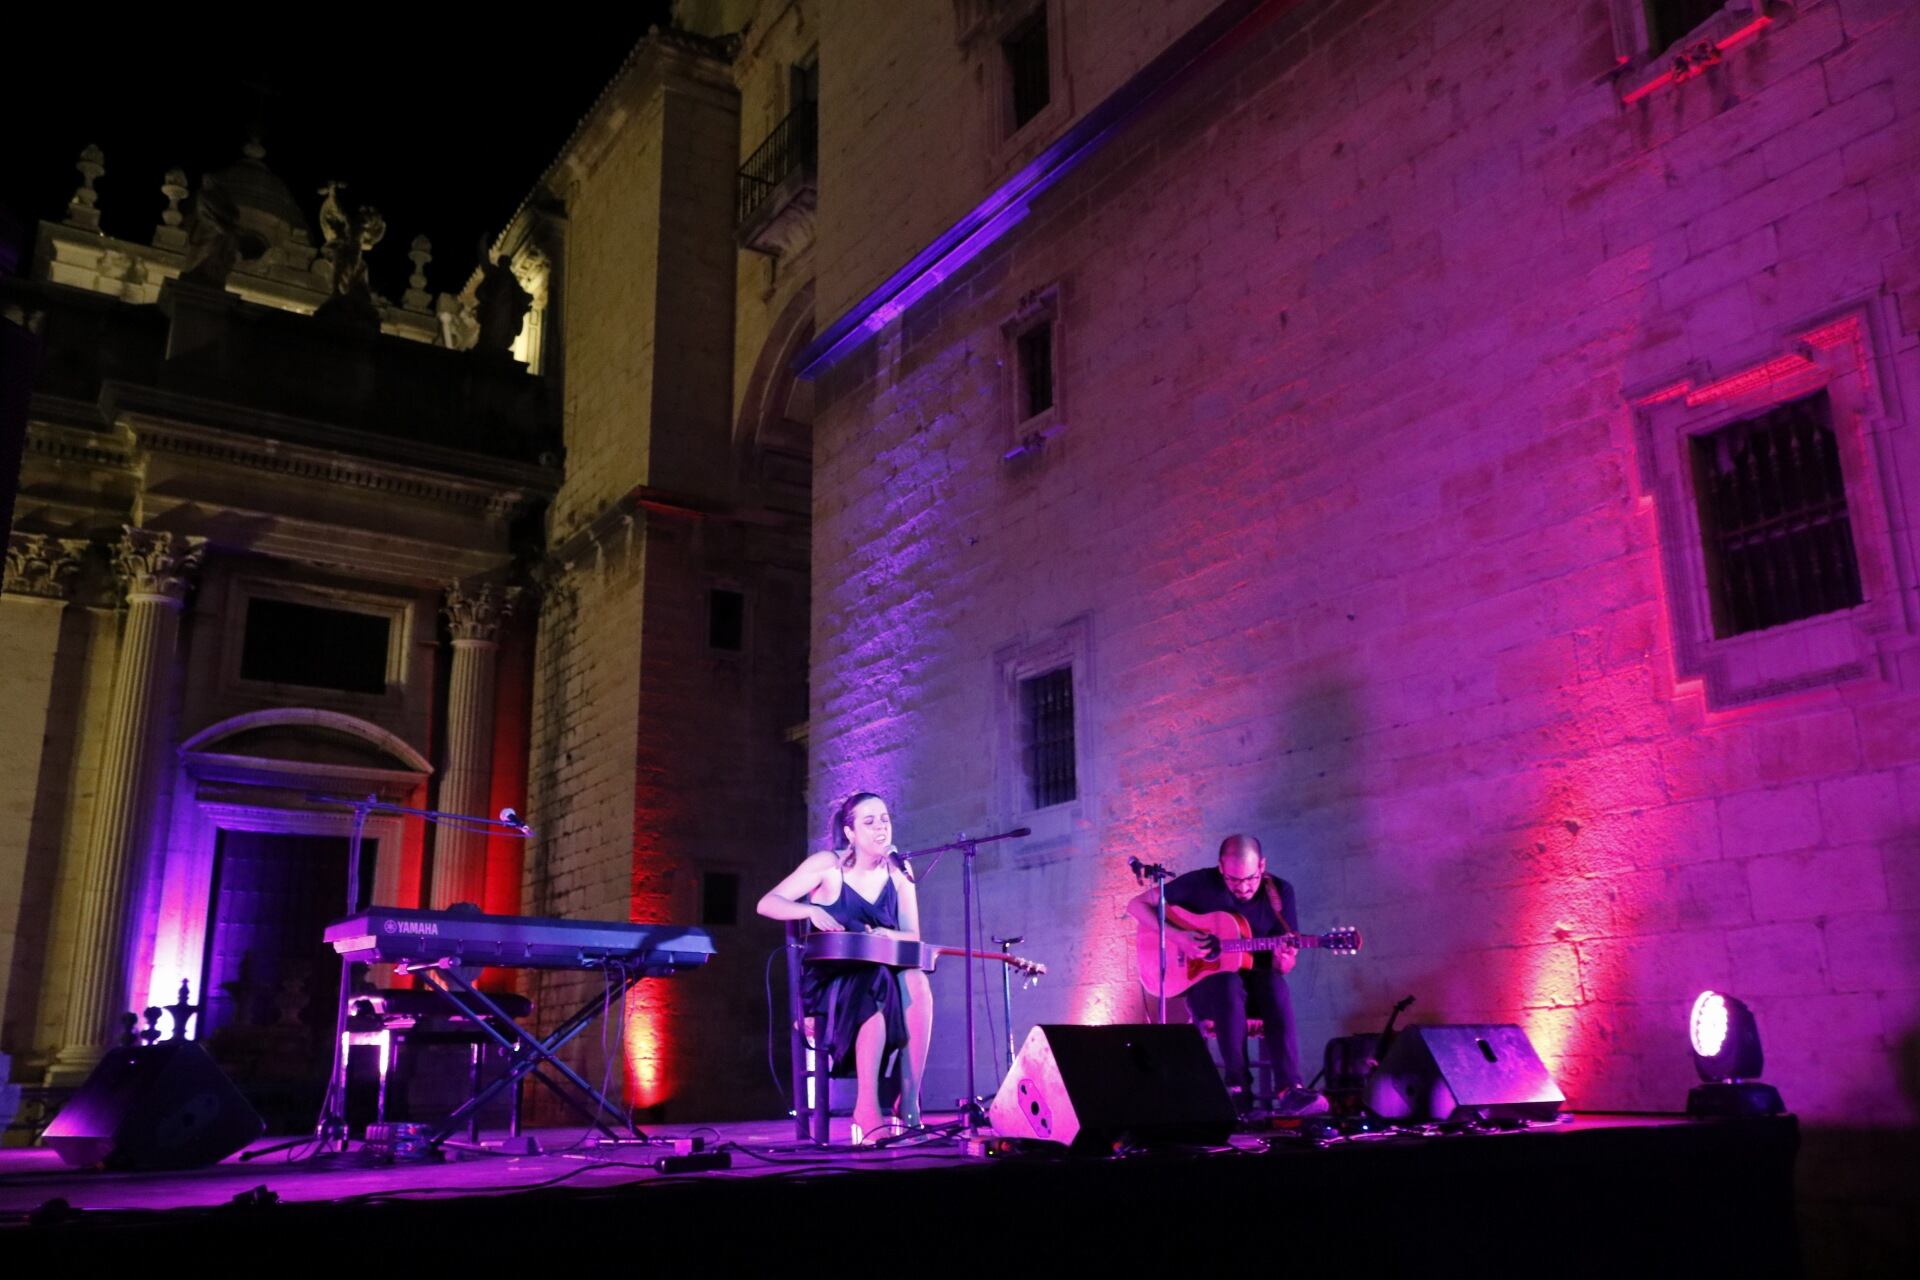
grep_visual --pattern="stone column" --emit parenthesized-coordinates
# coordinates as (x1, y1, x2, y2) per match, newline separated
(430, 584, 518, 909)
(46, 528, 204, 1084)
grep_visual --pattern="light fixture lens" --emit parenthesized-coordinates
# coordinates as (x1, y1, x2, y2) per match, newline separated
(1690, 990, 1728, 1058)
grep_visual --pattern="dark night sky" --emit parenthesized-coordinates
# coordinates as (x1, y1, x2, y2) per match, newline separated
(2, 6, 675, 297)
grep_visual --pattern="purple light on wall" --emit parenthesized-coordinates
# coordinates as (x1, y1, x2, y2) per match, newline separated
(797, 0, 1292, 379)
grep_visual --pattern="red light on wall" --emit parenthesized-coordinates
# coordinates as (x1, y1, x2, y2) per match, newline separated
(1684, 354, 1820, 407)
(1622, 16, 1773, 106)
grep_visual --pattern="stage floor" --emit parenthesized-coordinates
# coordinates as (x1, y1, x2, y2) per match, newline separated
(0, 1111, 1802, 1272)
(0, 1112, 977, 1216)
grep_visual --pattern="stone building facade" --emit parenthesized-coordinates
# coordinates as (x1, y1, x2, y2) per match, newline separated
(506, 5, 815, 1118)
(8, 3, 1920, 1257)
(795, 0, 1919, 1262)
(0, 144, 555, 1118)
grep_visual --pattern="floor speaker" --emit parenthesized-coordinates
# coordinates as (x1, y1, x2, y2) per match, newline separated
(1364, 1023, 1564, 1122)
(988, 1023, 1236, 1150)
(42, 1041, 265, 1169)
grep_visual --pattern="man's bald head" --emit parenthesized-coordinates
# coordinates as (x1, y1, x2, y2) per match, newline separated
(1218, 834, 1262, 864)
(1217, 834, 1265, 901)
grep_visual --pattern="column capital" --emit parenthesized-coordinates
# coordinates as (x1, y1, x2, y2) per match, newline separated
(114, 527, 206, 604)
(4, 533, 92, 600)
(443, 582, 521, 643)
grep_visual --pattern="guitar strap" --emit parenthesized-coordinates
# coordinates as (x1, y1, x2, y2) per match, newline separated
(1261, 874, 1293, 935)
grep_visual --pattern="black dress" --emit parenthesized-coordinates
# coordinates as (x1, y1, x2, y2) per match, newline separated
(803, 872, 910, 1102)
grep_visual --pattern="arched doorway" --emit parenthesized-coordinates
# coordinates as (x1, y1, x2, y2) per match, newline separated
(144, 709, 431, 1093)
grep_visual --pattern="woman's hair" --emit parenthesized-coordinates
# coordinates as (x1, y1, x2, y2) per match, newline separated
(830, 791, 886, 854)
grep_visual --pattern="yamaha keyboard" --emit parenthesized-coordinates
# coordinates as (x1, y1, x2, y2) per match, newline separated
(324, 907, 715, 973)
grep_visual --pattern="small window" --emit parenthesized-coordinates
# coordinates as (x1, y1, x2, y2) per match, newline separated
(1004, 10, 1050, 131)
(240, 598, 390, 694)
(709, 588, 746, 652)
(1691, 392, 1862, 638)
(701, 871, 740, 926)
(1020, 666, 1076, 809)
(1017, 322, 1054, 420)
(1645, 0, 1725, 51)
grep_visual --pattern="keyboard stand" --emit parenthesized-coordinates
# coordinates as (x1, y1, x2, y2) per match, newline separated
(400, 959, 652, 1149)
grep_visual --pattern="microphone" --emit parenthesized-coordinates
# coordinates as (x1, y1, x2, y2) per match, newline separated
(1128, 856, 1146, 884)
(499, 807, 526, 830)
(1009, 827, 1032, 838)
(889, 845, 915, 882)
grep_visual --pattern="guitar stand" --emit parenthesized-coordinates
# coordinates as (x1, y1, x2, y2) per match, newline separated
(404, 960, 652, 1150)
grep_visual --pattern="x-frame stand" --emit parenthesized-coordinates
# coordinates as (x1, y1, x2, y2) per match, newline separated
(401, 959, 650, 1149)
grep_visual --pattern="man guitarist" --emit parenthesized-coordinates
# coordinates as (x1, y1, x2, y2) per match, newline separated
(1125, 834, 1316, 1115)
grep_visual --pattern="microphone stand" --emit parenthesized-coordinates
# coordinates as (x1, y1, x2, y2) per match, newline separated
(992, 934, 1024, 1075)
(243, 793, 533, 1162)
(898, 826, 1028, 1130)
(1130, 858, 1175, 1025)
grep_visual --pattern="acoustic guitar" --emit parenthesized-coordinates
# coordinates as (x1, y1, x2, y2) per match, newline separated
(1137, 907, 1360, 999)
(804, 931, 1047, 982)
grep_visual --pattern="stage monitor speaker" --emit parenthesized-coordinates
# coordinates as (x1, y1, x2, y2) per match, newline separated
(988, 1024, 1236, 1151)
(42, 1041, 265, 1170)
(1364, 1023, 1564, 1122)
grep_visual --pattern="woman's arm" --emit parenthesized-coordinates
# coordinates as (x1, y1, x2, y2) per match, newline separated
(756, 852, 845, 932)
(890, 871, 922, 939)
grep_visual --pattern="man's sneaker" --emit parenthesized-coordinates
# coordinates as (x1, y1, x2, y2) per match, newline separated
(1271, 1087, 1329, 1117)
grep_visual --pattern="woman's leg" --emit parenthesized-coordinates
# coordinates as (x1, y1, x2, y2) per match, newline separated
(898, 969, 934, 1126)
(850, 1010, 886, 1141)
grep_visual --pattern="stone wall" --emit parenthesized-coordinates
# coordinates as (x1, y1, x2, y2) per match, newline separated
(524, 24, 812, 1119)
(806, 0, 1920, 1260)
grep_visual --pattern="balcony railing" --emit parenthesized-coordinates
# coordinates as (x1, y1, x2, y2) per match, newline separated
(736, 102, 818, 232)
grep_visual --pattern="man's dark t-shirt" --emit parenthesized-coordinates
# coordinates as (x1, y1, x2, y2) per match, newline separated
(1163, 868, 1299, 971)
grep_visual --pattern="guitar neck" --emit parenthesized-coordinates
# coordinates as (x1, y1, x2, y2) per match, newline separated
(932, 947, 1025, 966)
(1220, 933, 1318, 954)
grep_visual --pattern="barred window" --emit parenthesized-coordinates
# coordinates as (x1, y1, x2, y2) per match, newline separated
(1690, 391, 1862, 639)
(1020, 666, 1076, 809)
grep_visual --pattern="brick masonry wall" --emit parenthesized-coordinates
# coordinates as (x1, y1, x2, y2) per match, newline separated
(806, 0, 1920, 1216)
(814, 0, 1222, 324)
(523, 538, 647, 1099)
(550, 79, 671, 540)
(525, 35, 812, 1121)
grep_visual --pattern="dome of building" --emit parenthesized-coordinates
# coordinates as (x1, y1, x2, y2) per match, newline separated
(209, 138, 315, 252)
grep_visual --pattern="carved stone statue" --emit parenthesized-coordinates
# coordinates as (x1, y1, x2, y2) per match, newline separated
(177, 174, 268, 288)
(472, 237, 533, 356)
(314, 179, 388, 331)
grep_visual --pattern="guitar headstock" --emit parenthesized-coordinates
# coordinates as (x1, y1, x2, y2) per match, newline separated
(1322, 926, 1362, 955)
(1009, 953, 1047, 985)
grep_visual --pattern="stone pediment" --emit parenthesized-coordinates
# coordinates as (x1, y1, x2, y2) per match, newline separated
(181, 708, 431, 790)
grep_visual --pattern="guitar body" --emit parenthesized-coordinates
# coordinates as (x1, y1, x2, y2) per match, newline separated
(803, 932, 939, 971)
(803, 931, 1048, 981)
(1136, 911, 1356, 999)
(1139, 906, 1256, 999)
